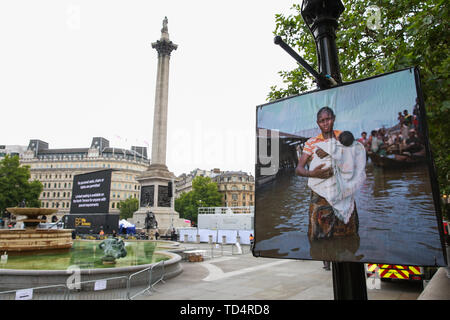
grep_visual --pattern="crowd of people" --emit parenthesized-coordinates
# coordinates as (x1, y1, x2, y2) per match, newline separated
(356, 105, 425, 162)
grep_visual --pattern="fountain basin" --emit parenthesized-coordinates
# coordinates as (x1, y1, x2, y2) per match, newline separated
(1, 207, 73, 254)
(0, 229, 73, 253)
(0, 240, 183, 291)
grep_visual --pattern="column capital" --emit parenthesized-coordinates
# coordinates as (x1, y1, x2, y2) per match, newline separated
(152, 40, 178, 57)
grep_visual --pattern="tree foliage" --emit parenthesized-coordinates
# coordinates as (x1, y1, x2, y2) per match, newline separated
(118, 197, 139, 220)
(0, 155, 43, 215)
(268, 0, 449, 200)
(175, 176, 223, 223)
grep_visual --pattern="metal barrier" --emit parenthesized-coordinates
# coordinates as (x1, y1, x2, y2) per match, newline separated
(0, 284, 68, 300)
(127, 266, 152, 299)
(0, 245, 251, 300)
(127, 261, 165, 300)
(151, 261, 165, 289)
(66, 276, 129, 300)
(0, 262, 167, 300)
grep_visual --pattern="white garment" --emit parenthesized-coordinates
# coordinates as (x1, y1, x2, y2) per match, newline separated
(307, 138, 366, 224)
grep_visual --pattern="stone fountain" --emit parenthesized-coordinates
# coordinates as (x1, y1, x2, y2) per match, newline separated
(0, 207, 73, 254)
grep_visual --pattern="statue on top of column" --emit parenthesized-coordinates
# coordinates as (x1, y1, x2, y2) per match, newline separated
(162, 16, 168, 33)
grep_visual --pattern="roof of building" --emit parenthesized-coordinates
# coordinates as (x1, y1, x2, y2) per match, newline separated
(218, 171, 253, 177)
(39, 148, 89, 154)
(26, 137, 149, 160)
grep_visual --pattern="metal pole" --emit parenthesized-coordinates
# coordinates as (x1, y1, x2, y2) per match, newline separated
(300, 0, 368, 300)
(273, 36, 322, 83)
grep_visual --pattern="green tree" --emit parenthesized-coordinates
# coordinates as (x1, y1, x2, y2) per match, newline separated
(0, 155, 43, 215)
(175, 176, 223, 223)
(118, 197, 139, 220)
(269, 0, 449, 202)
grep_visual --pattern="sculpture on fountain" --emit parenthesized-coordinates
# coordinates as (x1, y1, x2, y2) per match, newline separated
(98, 237, 127, 265)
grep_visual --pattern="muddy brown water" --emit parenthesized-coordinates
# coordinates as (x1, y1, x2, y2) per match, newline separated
(255, 162, 445, 266)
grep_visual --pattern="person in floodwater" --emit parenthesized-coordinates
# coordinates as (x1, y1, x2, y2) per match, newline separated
(296, 107, 365, 241)
(307, 129, 366, 227)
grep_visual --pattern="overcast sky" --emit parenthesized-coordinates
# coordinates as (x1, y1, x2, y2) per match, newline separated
(0, 0, 300, 177)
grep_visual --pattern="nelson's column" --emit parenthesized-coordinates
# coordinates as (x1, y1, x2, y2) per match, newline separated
(133, 17, 189, 234)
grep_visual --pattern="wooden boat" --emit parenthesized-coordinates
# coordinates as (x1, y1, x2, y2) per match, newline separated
(368, 152, 426, 168)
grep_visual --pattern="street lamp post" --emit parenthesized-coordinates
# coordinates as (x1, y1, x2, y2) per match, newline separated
(301, 0, 345, 83)
(275, 0, 368, 300)
(300, 0, 368, 300)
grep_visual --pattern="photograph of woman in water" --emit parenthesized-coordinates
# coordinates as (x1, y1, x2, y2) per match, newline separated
(295, 107, 366, 242)
(254, 68, 446, 266)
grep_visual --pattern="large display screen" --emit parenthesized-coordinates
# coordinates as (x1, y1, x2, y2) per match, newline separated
(70, 169, 112, 214)
(255, 67, 446, 266)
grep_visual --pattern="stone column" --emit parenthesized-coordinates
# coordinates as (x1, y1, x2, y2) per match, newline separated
(150, 16, 177, 169)
(133, 17, 189, 234)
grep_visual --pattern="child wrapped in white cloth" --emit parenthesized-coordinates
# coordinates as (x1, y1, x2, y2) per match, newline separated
(307, 132, 366, 224)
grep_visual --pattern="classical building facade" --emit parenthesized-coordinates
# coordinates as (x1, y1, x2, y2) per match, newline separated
(175, 168, 222, 198)
(20, 137, 150, 219)
(212, 171, 255, 207)
(175, 169, 255, 207)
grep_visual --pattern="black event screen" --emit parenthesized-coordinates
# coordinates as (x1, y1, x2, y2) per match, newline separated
(70, 170, 112, 214)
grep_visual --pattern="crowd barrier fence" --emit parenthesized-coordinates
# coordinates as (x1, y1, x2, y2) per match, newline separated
(0, 261, 166, 300)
